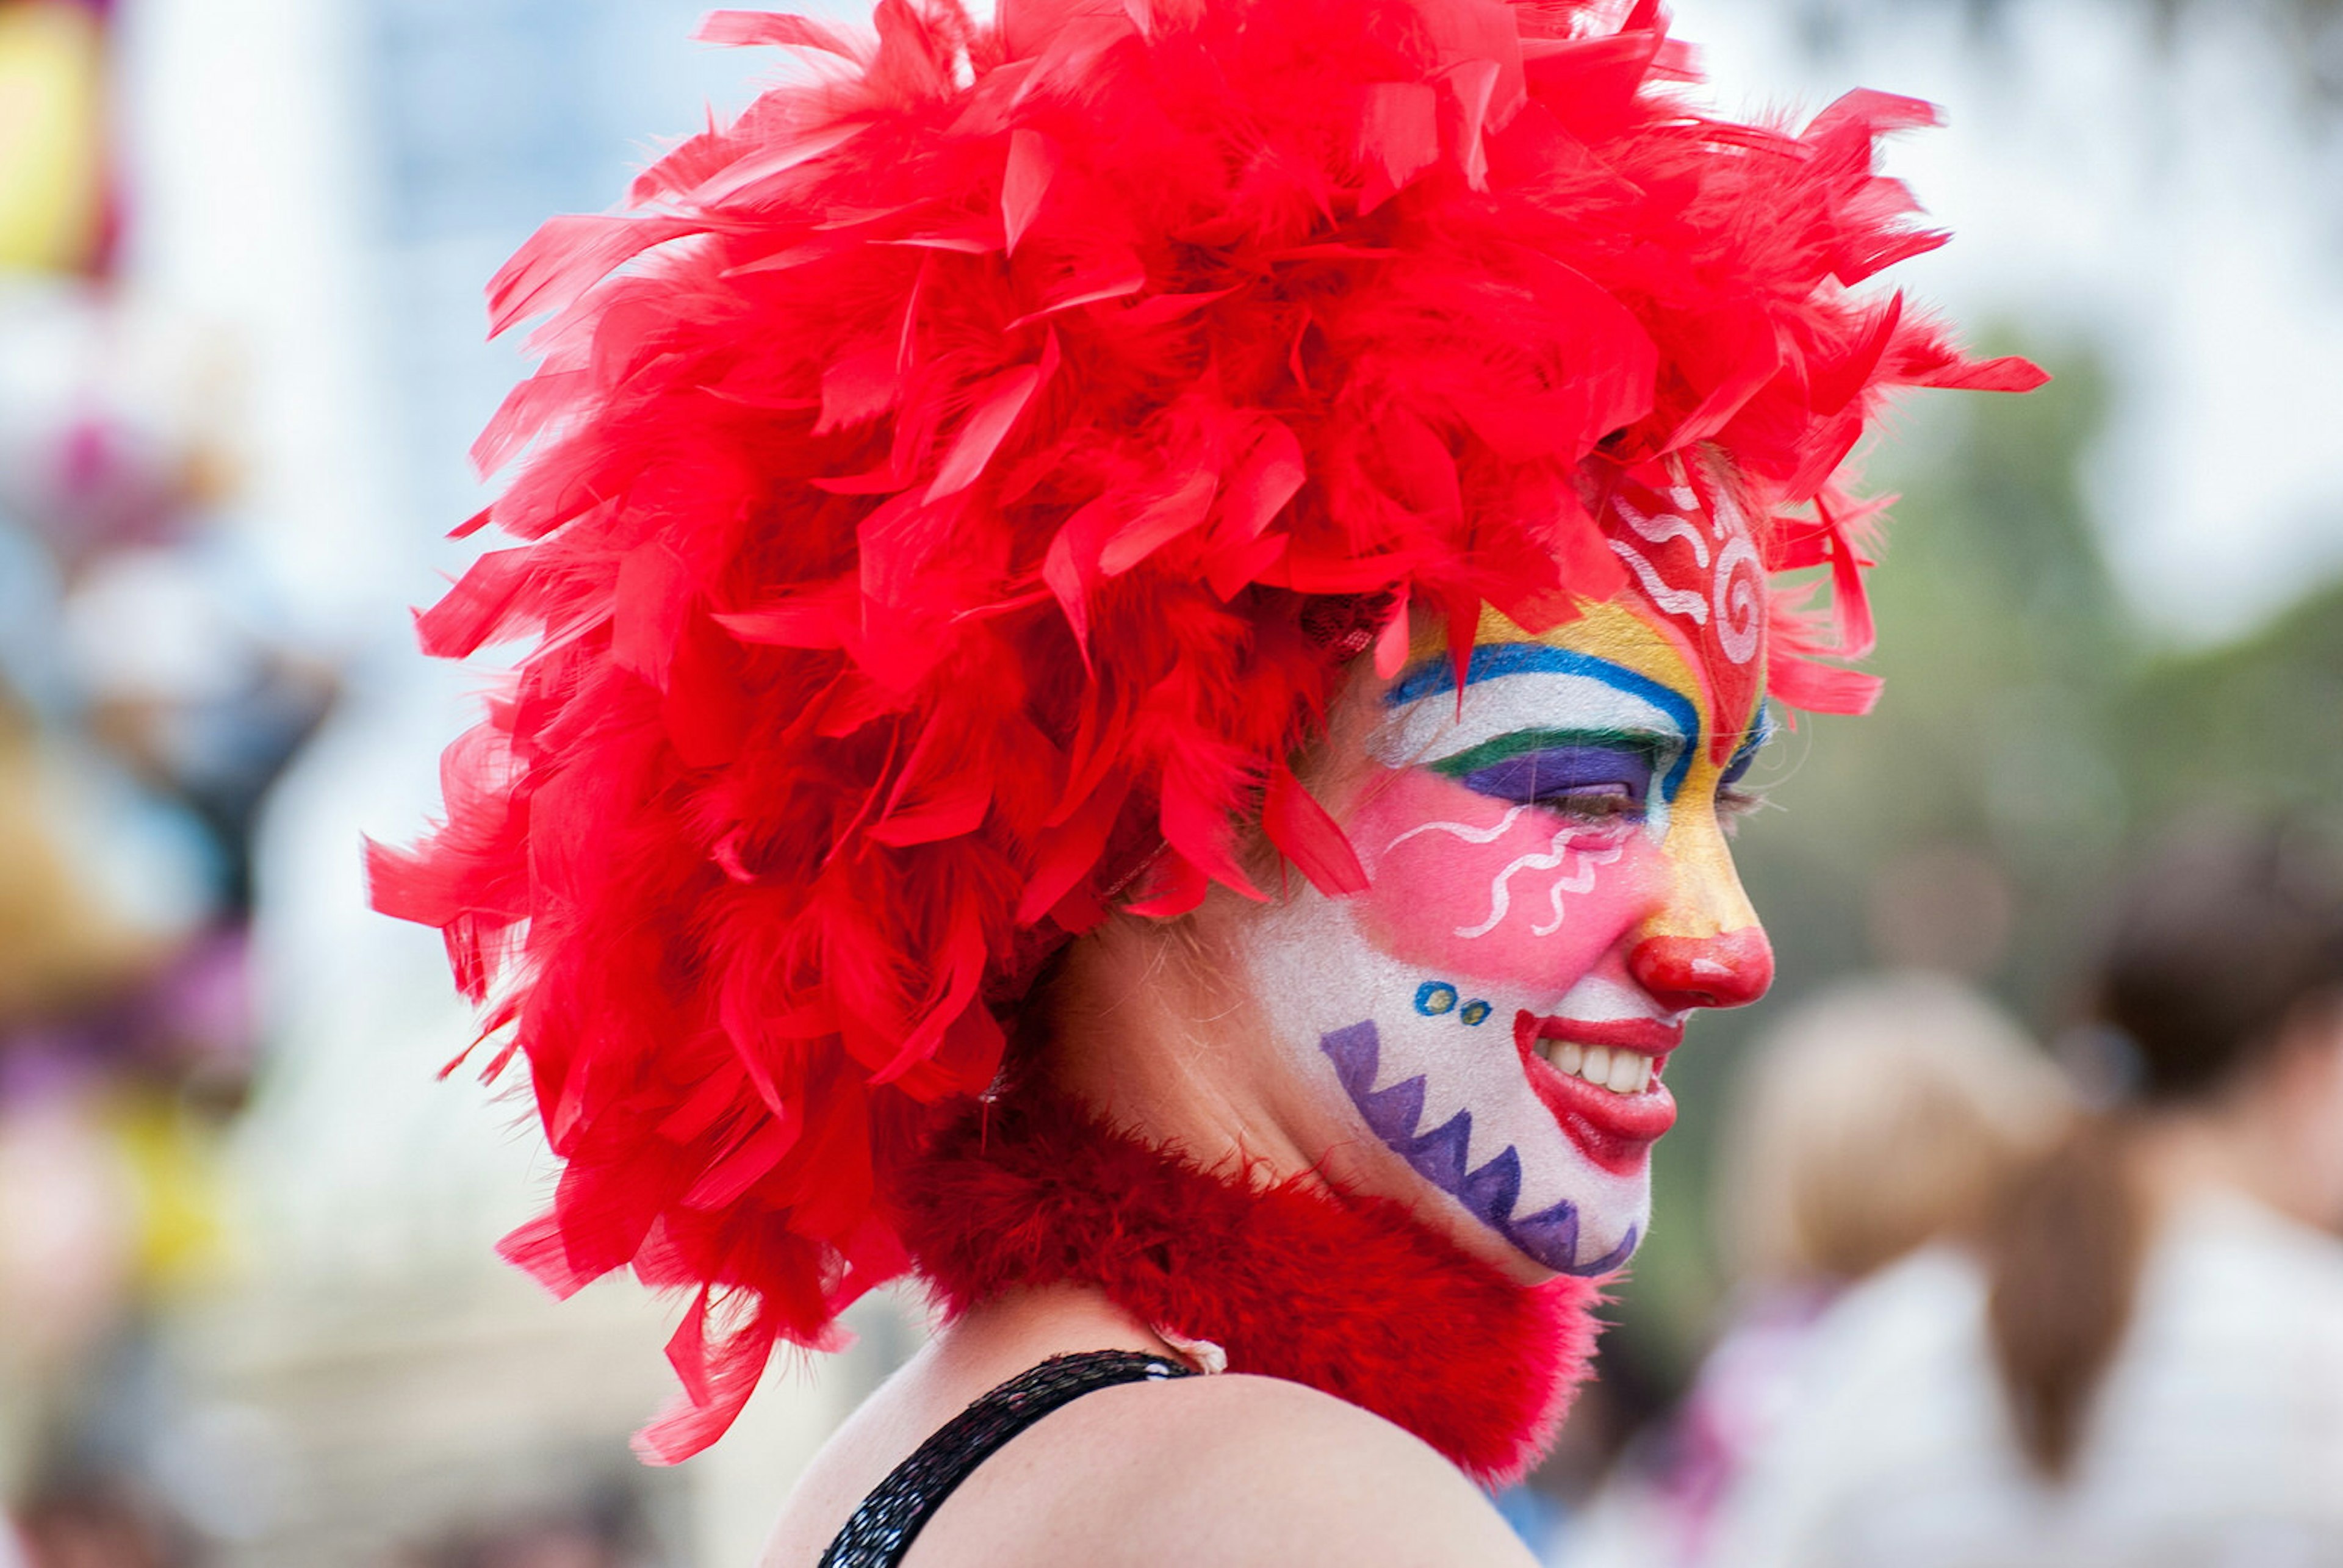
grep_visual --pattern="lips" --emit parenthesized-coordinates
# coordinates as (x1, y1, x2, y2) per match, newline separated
(1513, 1010, 1679, 1175)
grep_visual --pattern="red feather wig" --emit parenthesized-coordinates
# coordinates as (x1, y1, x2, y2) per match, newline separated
(370, 0, 2042, 1461)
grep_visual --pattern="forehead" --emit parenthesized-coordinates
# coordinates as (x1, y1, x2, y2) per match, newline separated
(1367, 455, 1769, 757)
(1592, 457, 1768, 755)
(1469, 600, 1696, 705)
(1387, 592, 1758, 762)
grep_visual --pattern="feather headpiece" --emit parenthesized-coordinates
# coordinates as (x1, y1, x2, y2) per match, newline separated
(370, 0, 2043, 1460)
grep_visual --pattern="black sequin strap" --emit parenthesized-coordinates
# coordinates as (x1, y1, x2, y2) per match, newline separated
(818, 1350, 1196, 1568)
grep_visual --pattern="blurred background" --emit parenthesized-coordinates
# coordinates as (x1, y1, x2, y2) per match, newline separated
(0, 0, 2336, 1563)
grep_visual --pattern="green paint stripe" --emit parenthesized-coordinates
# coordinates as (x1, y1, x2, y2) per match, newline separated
(1427, 728, 1662, 779)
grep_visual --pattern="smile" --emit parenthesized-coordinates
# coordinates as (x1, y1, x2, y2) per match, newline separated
(1514, 1012, 1679, 1174)
(1536, 1038, 1657, 1095)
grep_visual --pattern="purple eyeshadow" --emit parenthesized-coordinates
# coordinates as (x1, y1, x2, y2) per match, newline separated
(1457, 746, 1653, 805)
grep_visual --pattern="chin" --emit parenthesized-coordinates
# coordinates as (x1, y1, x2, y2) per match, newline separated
(1405, 1143, 1651, 1286)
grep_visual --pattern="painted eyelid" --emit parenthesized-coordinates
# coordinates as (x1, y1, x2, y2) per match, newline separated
(1466, 785, 1652, 819)
(1370, 660, 1702, 805)
(1428, 731, 1668, 774)
(1448, 746, 1658, 806)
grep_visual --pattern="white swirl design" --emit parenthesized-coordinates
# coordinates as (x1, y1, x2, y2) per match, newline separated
(1712, 533, 1763, 666)
(1383, 803, 1533, 851)
(1608, 538, 1710, 624)
(1611, 497, 1711, 569)
(1530, 841, 1627, 936)
(1458, 830, 1626, 940)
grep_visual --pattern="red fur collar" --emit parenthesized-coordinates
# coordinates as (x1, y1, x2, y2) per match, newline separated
(896, 1095, 1603, 1486)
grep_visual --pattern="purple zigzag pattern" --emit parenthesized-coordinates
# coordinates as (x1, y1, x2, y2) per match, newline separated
(1320, 1020, 1636, 1278)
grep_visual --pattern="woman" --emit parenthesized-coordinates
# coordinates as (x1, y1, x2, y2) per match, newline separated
(1713, 825, 2343, 1566)
(371, 0, 2037, 1561)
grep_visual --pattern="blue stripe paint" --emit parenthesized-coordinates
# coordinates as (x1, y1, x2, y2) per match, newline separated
(1386, 644, 1702, 804)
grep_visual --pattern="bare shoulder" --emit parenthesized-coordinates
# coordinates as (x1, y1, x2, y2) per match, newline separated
(913, 1372, 1539, 1568)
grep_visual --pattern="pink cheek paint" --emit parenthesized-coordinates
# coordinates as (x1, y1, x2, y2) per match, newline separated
(1346, 768, 1667, 991)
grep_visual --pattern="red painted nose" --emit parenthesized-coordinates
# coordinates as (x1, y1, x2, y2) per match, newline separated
(1629, 928, 1774, 1010)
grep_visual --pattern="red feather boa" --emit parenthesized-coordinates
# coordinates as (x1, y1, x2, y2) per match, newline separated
(898, 1095, 1604, 1486)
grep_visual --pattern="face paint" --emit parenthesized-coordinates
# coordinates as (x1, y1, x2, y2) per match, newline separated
(1602, 458, 1769, 766)
(1242, 458, 1775, 1278)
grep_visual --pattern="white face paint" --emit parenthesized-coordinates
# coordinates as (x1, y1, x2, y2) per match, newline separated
(1240, 603, 1774, 1277)
(1247, 891, 1665, 1276)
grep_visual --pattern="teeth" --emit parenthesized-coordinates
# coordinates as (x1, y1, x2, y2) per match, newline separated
(1607, 1050, 1646, 1095)
(1534, 1037, 1654, 1096)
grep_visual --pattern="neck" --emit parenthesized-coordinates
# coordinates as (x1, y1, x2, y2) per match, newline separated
(894, 1090, 1604, 1485)
(2137, 1092, 2331, 1229)
(934, 1281, 1189, 1372)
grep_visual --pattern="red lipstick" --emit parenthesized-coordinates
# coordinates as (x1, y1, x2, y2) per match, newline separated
(1513, 1010, 1679, 1174)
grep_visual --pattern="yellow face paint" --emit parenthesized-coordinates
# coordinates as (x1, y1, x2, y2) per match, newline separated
(1455, 599, 1765, 943)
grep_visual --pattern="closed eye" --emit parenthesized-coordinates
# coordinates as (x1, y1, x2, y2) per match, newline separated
(1433, 735, 1663, 823)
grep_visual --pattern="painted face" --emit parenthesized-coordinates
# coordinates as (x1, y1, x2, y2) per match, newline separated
(1244, 461, 1776, 1277)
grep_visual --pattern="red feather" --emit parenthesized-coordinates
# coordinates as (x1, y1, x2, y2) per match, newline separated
(375, 0, 2040, 1460)
(1262, 762, 1369, 897)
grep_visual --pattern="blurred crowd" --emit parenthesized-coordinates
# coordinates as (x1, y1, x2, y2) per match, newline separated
(0, 12, 328, 1561)
(4, 0, 2342, 1563)
(0, 124, 672, 1568)
(1535, 824, 2343, 1567)
(0, 251, 336, 1568)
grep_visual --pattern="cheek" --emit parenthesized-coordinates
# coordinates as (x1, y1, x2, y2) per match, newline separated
(1345, 769, 1667, 990)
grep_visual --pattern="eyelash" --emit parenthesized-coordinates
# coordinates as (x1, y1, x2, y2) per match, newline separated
(1533, 782, 1767, 830)
(1530, 782, 1646, 823)
(1717, 783, 1770, 832)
